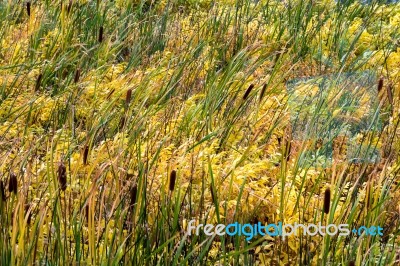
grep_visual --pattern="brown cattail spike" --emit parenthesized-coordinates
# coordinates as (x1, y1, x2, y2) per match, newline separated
(8, 173, 17, 194)
(35, 73, 43, 91)
(348, 261, 355, 266)
(126, 89, 132, 106)
(169, 170, 176, 191)
(57, 163, 67, 191)
(67, 0, 73, 13)
(27, 2, 31, 17)
(74, 68, 80, 83)
(83, 145, 89, 165)
(377, 78, 383, 93)
(323, 188, 331, 214)
(259, 84, 267, 102)
(210, 184, 216, 204)
(98, 26, 104, 43)
(387, 83, 393, 107)
(119, 116, 125, 130)
(0, 180, 6, 201)
(25, 204, 32, 225)
(243, 84, 254, 100)
(130, 185, 137, 207)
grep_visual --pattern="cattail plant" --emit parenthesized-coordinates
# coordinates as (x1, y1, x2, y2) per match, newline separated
(119, 116, 125, 130)
(348, 261, 355, 266)
(8, 173, 17, 194)
(169, 170, 176, 191)
(74, 68, 80, 83)
(126, 89, 132, 106)
(0, 180, 6, 201)
(259, 83, 267, 102)
(130, 184, 137, 207)
(25, 203, 32, 225)
(83, 144, 89, 165)
(377, 78, 383, 93)
(323, 188, 331, 214)
(387, 83, 394, 107)
(98, 26, 104, 43)
(243, 84, 254, 100)
(210, 184, 217, 205)
(67, 0, 73, 13)
(57, 162, 67, 191)
(26, 2, 31, 17)
(35, 73, 43, 91)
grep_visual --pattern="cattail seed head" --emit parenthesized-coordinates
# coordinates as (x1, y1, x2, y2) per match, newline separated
(85, 205, 89, 223)
(387, 83, 394, 107)
(98, 26, 104, 43)
(25, 203, 32, 225)
(169, 170, 176, 191)
(0, 180, 6, 201)
(378, 78, 383, 93)
(67, 0, 73, 13)
(130, 185, 137, 207)
(286, 141, 292, 162)
(323, 188, 331, 214)
(35, 73, 43, 91)
(348, 261, 355, 266)
(74, 68, 80, 83)
(126, 89, 132, 106)
(57, 162, 67, 191)
(119, 116, 125, 130)
(210, 184, 216, 204)
(243, 84, 254, 100)
(26, 2, 31, 17)
(83, 145, 89, 165)
(259, 84, 267, 102)
(8, 173, 17, 194)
